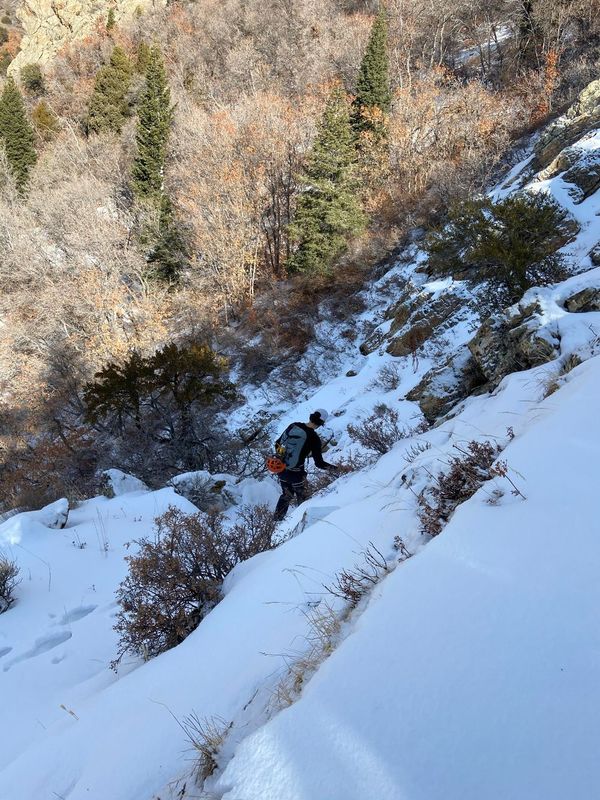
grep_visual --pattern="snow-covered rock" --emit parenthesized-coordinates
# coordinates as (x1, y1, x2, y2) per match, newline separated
(36, 498, 69, 530)
(101, 469, 148, 497)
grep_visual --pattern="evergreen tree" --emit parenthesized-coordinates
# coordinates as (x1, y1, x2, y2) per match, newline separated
(425, 193, 571, 303)
(147, 195, 189, 283)
(0, 77, 37, 191)
(288, 85, 365, 276)
(106, 7, 116, 31)
(131, 45, 172, 201)
(351, 5, 391, 139)
(136, 41, 151, 74)
(86, 46, 132, 135)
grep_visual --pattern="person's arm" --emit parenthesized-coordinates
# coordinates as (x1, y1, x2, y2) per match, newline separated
(311, 432, 336, 470)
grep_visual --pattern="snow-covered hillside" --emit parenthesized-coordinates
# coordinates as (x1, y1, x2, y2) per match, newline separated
(2, 95, 600, 800)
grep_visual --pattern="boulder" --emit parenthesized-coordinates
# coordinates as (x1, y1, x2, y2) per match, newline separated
(101, 469, 148, 498)
(590, 244, 600, 266)
(37, 498, 69, 529)
(564, 287, 600, 313)
(169, 470, 235, 512)
(468, 301, 559, 388)
(562, 150, 600, 203)
(406, 347, 486, 422)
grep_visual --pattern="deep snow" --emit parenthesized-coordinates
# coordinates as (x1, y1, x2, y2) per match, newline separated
(1, 124, 600, 800)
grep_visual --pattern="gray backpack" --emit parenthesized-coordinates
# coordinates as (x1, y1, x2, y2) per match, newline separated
(276, 424, 308, 469)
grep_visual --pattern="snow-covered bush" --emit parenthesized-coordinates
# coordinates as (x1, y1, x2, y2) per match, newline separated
(0, 555, 20, 613)
(112, 504, 275, 665)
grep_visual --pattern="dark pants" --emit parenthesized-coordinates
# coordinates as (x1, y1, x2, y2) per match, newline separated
(274, 468, 307, 521)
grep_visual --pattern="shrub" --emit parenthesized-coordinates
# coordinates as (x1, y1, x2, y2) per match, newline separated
(20, 64, 45, 95)
(112, 504, 275, 665)
(0, 26, 7, 45)
(424, 193, 573, 305)
(347, 404, 410, 454)
(325, 543, 391, 608)
(1, 15, 10, 24)
(0, 555, 20, 612)
(372, 362, 401, 391)
(31, 99, 60, 140)
(416, 440, 501, 536)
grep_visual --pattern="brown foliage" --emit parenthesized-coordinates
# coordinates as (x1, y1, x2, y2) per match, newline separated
(416, 440, 501, 536)
(347, 404, 412, 455)
(112, 504, 275, 665)
(0, 555, 20, 613)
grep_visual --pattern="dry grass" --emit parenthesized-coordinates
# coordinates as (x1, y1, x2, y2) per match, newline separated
(181, 713, 232, 783)
(268, 601, 342, 713)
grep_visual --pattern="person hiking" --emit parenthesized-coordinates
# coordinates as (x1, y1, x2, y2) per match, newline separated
(272, 409, 339, 522)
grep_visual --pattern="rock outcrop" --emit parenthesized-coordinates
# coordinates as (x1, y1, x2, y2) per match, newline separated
(406, 346, 486, 422)
(534, 78, 600, 170)
(564, 286, 600, 313)
(466, 301, 559, 388)
(407, 300, 561, 422)
(8, 0, 166, 75)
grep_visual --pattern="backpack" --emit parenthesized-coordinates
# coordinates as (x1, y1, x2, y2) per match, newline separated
(276, 424, 308, 469)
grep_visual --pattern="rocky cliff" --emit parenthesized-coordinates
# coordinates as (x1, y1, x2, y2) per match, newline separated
(8, 0, 165, 74)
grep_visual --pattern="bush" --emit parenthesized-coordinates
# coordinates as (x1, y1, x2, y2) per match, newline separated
(347, 404, 411, 454)
(112, 504, 275, 665)
(1, 15, 10, 24)
(0, 555, 20, 612)
(31, 100, 60, 140)
(416, 440, 501, 536)
(20, 64, 45, 95)
(424, 193, 573, 305)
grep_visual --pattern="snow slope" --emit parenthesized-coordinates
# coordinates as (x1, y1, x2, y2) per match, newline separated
(217, 357, 600, 800)
(1, 127, 600, 800)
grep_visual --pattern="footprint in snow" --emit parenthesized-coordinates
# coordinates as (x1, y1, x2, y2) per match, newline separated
(59, 604, 97, 625)
(3, 631, 72, 672)
(0, 646, 12, 659)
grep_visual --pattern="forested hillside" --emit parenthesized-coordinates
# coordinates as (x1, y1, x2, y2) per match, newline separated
(2, 3, 600, 798)
(0, 0, 599, 509)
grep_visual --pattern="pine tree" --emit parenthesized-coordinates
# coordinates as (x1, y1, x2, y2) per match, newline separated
(136, 41, 151, 74)
(147, 195, 189, 283)
(86, 46, 132, 135)
(288, 85, 365, 276)
(131, 45, 172, 201)
(351, 5, 391, 139)
(0, 76, 37, 191)
(106, 6, 116, 31)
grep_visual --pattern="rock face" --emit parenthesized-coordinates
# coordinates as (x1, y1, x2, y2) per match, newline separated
(467, 301, 558, 388)
(537, 144, 600, 203)
(406, 346, 486, 422)
(564, 287, 600, 313)
(534, 79, 600, 169)
(407, 300, 560, 422)
(8, 0, 166, 75)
